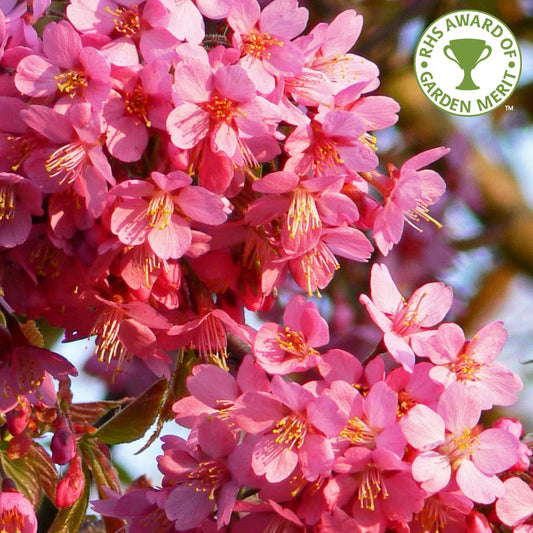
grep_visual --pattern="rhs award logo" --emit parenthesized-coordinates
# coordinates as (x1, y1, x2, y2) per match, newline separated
(414, 10, 521, 116)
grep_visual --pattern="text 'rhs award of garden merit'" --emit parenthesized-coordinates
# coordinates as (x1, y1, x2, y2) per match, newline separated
(414, 10, 521, 116)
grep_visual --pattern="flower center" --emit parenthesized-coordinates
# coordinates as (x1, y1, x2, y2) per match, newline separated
(106, 5, 141, 38)
(397, 390, 417, 417)
(286, 188, 321, 239)
(124, 85, 151, 126)
(299, 242, 340, 296)
(313, 138, 344, 173)
(29, 240, 62, 278)
(45, 142, 87, 185)
(358, 466, 389, 510)
(448, 352, 482, 382)
(146, 191, 174, 230)
(416, 497, 447, 533)
(0, 506, 26, 533)
(54, 71, 88, 97)
(91, 307, 128, 366)
(194, 313, 228, 370)
(0, 184, 16, 221)
(242, 32, 283, 60)
(392, 294, 428, 336)
(205, 95, 236, 124)
(187, 460, 228, 500)
(6, 134, 42, 172)
(340, 416, 375, 446)
(277, 326, 318, 360)
(272, 415, 307, 449)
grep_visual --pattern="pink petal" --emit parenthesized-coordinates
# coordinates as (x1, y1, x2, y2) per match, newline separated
(42, 21, 80, 69)
(165, 485, 211, 529)
(412, 451, 451, 493)
(166, 103, 209, 149)
(147, 214, 192, 260)
(438, 382, 480, 433)
(298, 433, 334, 481)
(252, 435, 298, 482)
(496, 477, 533, 527)
(259, 0, 308, 40)
(110, 199, 150, 245)
(212, 121, 238, 156)
(363, 381, 397, 429)
(400, 404, 445, 450)
(177, 186, 227, 225)
(473, 428, 519, 475)
(187, 364, 239, 408)
(456, 460, 503, 504)
(408, 282, 453, 327)
(368, 263, 403, 315)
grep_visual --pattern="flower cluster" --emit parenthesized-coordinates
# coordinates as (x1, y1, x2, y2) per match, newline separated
(0, 1, 531, 532)
(94, 266, 530, 531)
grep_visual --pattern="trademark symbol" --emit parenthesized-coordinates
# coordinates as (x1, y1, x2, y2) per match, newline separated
(505, 105, 514, 110)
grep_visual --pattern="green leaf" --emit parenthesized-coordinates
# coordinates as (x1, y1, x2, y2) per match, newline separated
(1, 442, 57, 507)
(92, 378, 167, 445)
(47, 467, 91, 533)
(80, 439, 121, 495)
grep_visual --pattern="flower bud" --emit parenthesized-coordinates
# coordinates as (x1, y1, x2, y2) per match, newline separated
(55, 454, 85, 508)
(51, 417, 76, 465)
(6, 396, 32, 436)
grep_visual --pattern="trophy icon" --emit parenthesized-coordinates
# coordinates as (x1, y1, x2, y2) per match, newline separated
(443, 39, 492, 90)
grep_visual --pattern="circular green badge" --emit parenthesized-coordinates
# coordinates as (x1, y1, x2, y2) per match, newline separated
(414, 10, 522, 116)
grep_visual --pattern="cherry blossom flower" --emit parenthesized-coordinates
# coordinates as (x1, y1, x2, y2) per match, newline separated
(424, 321, 523, 409)
(20, 102, 113, 217)
(227, 0, 308, 94)
(15, 20, 110, 106)
(0, 484, 37, 533)
(360, 263, 453, 371)
(157, 416, 241, 529)
(0, 333, 77, 413)
(110, 170, 228, 260)
(166, 45, 281, 193)
(232, 375, 339, 483)
(172, 355, 269, 428)
(400, 382, 520, 504)
(0, 172, 42, 248)
(66, 0, 184, 60)
(253, 294, 328, 374)
(284, 108, 379, 176)
(369, 147, 449, 255)
(103, 60, 173, 162)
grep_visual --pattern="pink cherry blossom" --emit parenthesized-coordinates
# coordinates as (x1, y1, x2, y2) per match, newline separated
(172, 355, 269, 428)
(232, 375, 339, 483)
(253, 294, 328, 374)
(66, 0, 184, 60)
(110, 170, 228, 260)
(0, 486, 37, 533)
(228, 0, 308, 94)
(166, 46, 281, 193)
(103, 60, 173, 162)
(369, 147, 449, 255)
(15, 20, 110, 106)
(425, 321, 523, 409)
(20, 102, 114, 217)
(360, 263, 453, 371)
(400, 382, 520, 504)
(0, 172, 42, 248)
(158, 416, 240, 529)
(284, 108, 379, 176)
(289, 226, 373, 296)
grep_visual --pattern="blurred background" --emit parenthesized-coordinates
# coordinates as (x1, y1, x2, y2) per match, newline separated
(55, 0, 533, 492)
